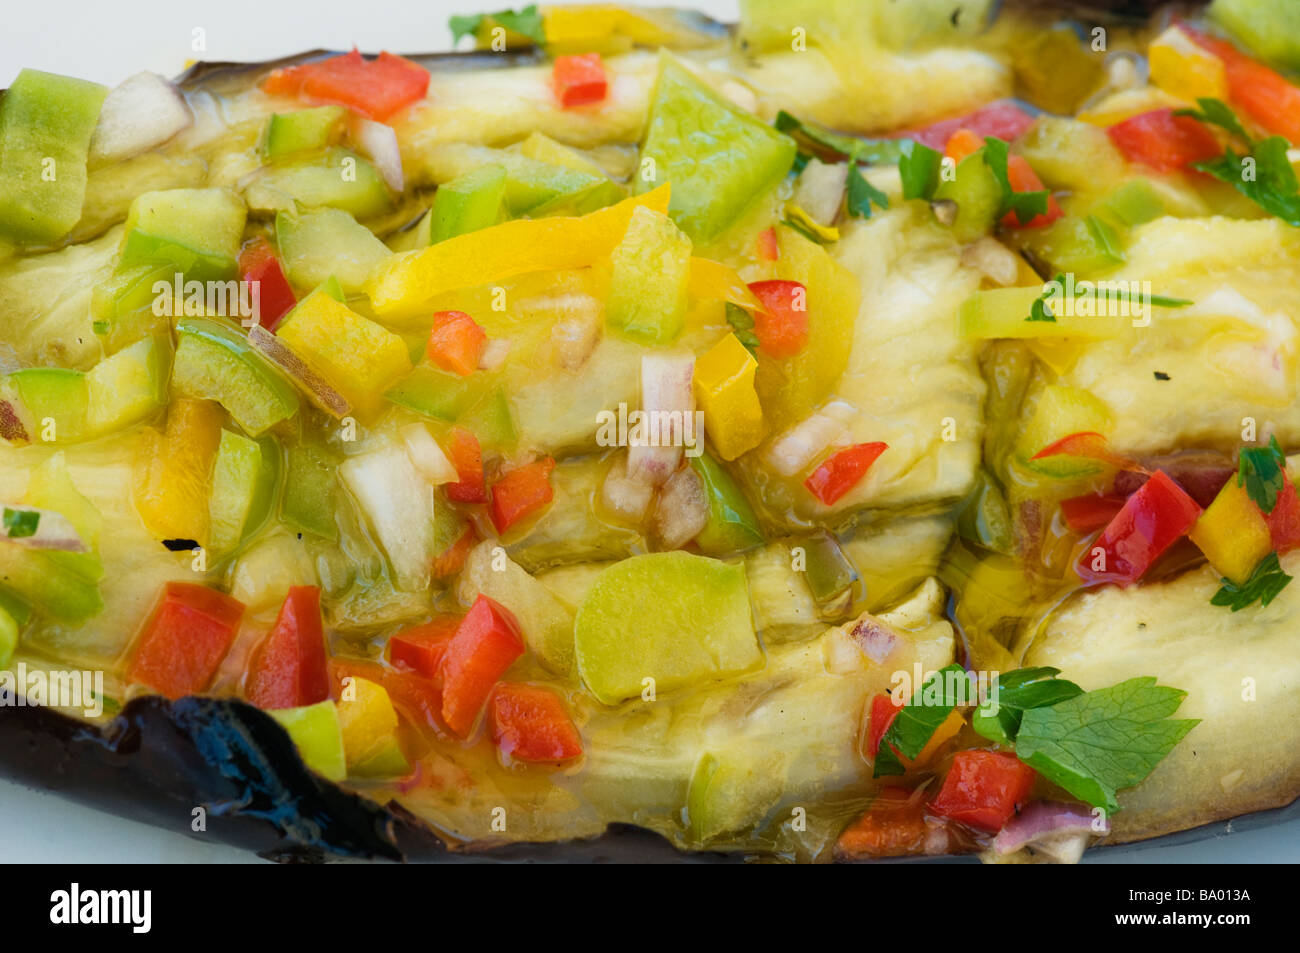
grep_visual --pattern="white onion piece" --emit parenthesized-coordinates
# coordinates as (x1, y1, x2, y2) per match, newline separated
(765, 400, 856, 477)
(247, 326, 351, 418)
(849, 617, 901, 664)
(600, 455, 654, 525)
(994, 801, 1106, 860)
(90, 72, 193, 164)
(961, 236, 1020, 287)
(627, 351, 695, 486)
(400, 424, 457, 485)
(478, 337, 512, 371)
(650, 465, 709, 550)
(793, 158, 849, 227)
(352, 117, 404, 193)
(339, 441, 436, 591)
(0, 504, 86, 552)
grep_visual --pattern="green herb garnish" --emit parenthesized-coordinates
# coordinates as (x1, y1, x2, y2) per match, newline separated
(972, 666, 1083, 746)
(1179, 99, 1300, 226)
(724, 303, 760, 353)
(1238, 435, 1286, 513)
(2, 507, 39, 539)
(773, 111, 906, 166)
(898, 140, 943, 201)
(1211, 551, 1293, 611)
(982, 136, 1049, 226)
(846, 163, 889, 219)
(874, 663, 966, 778)
(449, 5, 545, 46)
(1174, 97, 1252, 143)
(1085, 214, 1126, 264)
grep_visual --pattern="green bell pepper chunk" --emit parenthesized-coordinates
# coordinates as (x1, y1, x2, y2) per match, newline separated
(244, 148, 392, 220)
(457, 384, 516, 450)
(605, 205, 690, 344)
(7, 367, 89, 442)
(430, 164, 508, 243)
(932, 149, 1002, 244)
(384, 364, 483, 420)
(172, 317, 300, 436)
(275, 207, 390, 294)
(119, 188, 247, 282)
(689, 453, 764, 556)
(0, 604, 17, 668)
(281, 441, 340, 542)
(269, 701, 347, 781)
(800, 530, 861, 616)
(262, 106, 346, 159)
(208, 430, 263, 556)
(0, 544, 102, 622)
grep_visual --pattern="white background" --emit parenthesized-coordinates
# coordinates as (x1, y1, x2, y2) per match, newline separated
(1, 0, 1297, 863)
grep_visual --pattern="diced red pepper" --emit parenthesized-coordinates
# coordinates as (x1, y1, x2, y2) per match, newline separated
(944, 127, 984, 163)
(1060, 493, 1127, 533)
(1106, 109, 1224, 173)
(746, 279, 810, 358)
(902, 101, 1036, 150)
(444, 427, 487, 504)
(426, 310, 487, 377)
(438, 595, 526, 738)
(755, 227, 779, 262)
(1265, 473, 1300, 552)
(244, 586, 330, 710)
(552, 53, 608, 108)
(804, 442, 889, 506)
(329, 659, 442, 732)
(261, 49, 430, 121)
(1031, 431, 1141, 471)
(1076, 469, 1202, 586)
(928, 750, 1037, 834)
(128, 583, 245, 700)
(866, 692, 902, 760)
(487, 683, 584, 763)
(432, 525, 477, 579)
(1187, 28, 1300, 144)
(489, 457, 556, 534)
(1001, 155, 1063, 228)
(387, 616, 461, 680)
(837, 786, 932, 858)
(239, 238, 297, 331)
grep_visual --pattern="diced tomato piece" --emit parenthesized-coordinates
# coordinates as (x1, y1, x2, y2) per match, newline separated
(488, 683, 583, 763)
(755, 226, 779, 262)
(837, 786, 932, 858)
(426, 310, 487, 377)
(804, 442, 889, 506)
(387, 617, 461, 679)
(128, 583, 245, 700)
(866, 693, 902, 760)
(944, 127, 984, 163)
(244, 586, 330, 710)
(928, 750, 1037, 834)
(552, 53, 607, 108)
(329, 659, 442, 732)
(444, 427, 487, 503)
(1060, 493, 1127, 533)
(489, 457, 556, 534)
(438, 595, 526, 737)
(1076, 469, 1202, 586)
(903, 101, 1036, 150)
(239, 238, 297, 331)
(1265, 473, 1300, 552)
(261, 49, 430, 121)
(746, 279, 810, 358)
(1187, 28, 1300, 144)
(432, 525, 476, 579)
(1106, 109, 1224, 173)
(1000, 155, 1063, 228)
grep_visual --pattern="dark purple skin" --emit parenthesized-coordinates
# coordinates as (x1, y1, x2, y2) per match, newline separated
(1112, 450, 1236, 508)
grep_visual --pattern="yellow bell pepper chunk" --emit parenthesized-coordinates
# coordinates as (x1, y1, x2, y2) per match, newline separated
(367, 184, 671, 320)
(1149, 25, 1228, 103)
(694, 332, 765, 461)
(688, 257, 762, 310)
(1190, 479, 1272, 585)
(335, 676, 407, 774)
(543, 6, 709, 54)
(276, 290, 412, 419)
(133, 398, 224, 547)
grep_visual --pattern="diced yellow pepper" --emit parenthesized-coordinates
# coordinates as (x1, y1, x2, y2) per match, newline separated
(694, 332, 765, 461)
(133, 398, 224, 547)
(276, 290, 412, 418)
(1149, 25, 1228, 103)
(367, 185, 671, 320)
(688, 257, 762, 310)
(1190, 479, 1272, 585)
(518, 131, 607, 177)
(335, 676, 406, 774)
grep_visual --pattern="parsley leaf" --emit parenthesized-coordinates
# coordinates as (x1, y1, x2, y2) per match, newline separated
(1195, 137, 1300, 226)
(1211, 551, 1293, 611)
(1014, 677, 1198, 813)
(1238, 435, 1286, 513)
(847, 163, 889, 219)
(972, 667, 1083, 746)
(773, 111, 906, 166)
(2, 507, 38, 539)
(1174, 97, 1252, 143)
(898, 140, 943, 201)
(724, 303, 760, 353)
(449, 5, 545, 46)
(873, 663, 966, 778)
(1085, 214, 1125, 264)
(982, 136, 1049, 226)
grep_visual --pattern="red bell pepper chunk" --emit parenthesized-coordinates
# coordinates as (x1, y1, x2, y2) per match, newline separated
(1076, 469, 1202, 587)
(1031, 431, 1142, 471)
(489, 457, 556, 534)
(902, 101, 1036, 150)
(261, 49, 430, 121)
(1106, 109, 1224, 173)
(1060, 493, 1127, 534)
(837, 786, 933, 858)
(426, 310, 487, 377)
(1000, 155, 1063, 228)
(432, 525, 477, 579)
(944, 127, 984, 164)
(329, 659, 442, 732)
(388, 616, 461, 679)
(755, 226, 779, 262)
(928, 750, 1037, 834)
(746, 279, 810, 358)
(1265, 473, 1300, 552)
(552, 53, 608, 108)
(1187, 28, 1300, 145)
(239, 238, 297, 331)
(244, 586, 330, 710)
(438, 595, 526, 737)
(128, 582, 245, 700)
(444, 427, 487, 503)
(488, 683, 584, 763)
(866, 692, 902, 760)
(804, 442, 889, 505)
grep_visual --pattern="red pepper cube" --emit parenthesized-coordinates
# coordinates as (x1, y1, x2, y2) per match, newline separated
(245, 586, 330, 710)
(426, 310, 487, 377)
(1106, 109, 1223, 174)
(488, 683, 583, 763)
(387, 617, 461, 680)
(1186, 27, 1300, 145)
(1265, 474, 1300, 553)
(238, 238, 297, 331)
(444, 427, 487, 503)
(262, 49, 430, 122)
(928, 750, 1037, 834)
(746, 279, 809, 358)
(1000, 155, 1063, 228)
(128, 582, 245, 700)
(432, 525, 477, 579)
(552, 53, 607, 108)
(489, 457, 556, 534)
(1060, 493, 1127, 534)
(804, 442, 889, 506)
(866, 692, 902, 760)
(837, 786, 931, 858)
(1077, 469, 1202, 586)
(438, 595, 526, 737)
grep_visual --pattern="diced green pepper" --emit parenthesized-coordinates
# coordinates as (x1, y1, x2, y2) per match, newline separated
(689, 453, 763, 556)
(171, 317, 300, 435)
(0, 544, 102, 622)
(384, 364, 482, 420)
(262, 106, 346, 159)
(7, 367, 88, 441)
(457, 384, 516, 450)
(209, 429, 263, 555)
(430, 164, 508, 243)
(800, 530, 861, 616)
(0, 604, 17, 668)
(605, 205, 690, 344)
(955, 470, 1015, 554)
(932, 149, 1002, 244)
(244, 148, 392, 220)
(281, 441, 340, 541)
(269, 700, 347, 781)
(1094, 178, 1166, 227)
(275, 207, 390, 293)
(119, 188, 247, 282)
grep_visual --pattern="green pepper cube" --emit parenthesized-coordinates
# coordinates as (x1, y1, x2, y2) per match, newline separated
(606, 205, 691, 344)
(430, 164, 508, 243)
(172, 317, 299, 435)
(7, 367, 89, 442)
(119, 188, 247, 282)
(269, 701, 347, 781)
(689, 453, 764, 556)
(262, 106, 346, 159)
(209, 429, 263, 556)
(244, 148, 392, 220)
(281, 442, 340, 542)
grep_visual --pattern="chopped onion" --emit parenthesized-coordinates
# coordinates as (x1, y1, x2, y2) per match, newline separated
(339, 441, 436, 591)
(765, 400, 856, 477)
(627, 351, 695, 487)
(650, 465, 709, 550)
(793, 158, 849, 227)
(0, 504, 87, 552)
(961, 236, 1020, 287)
(351, 117, 404, 193)
(247, 326, 351, 418)
(399, 423, 457, 485)
(994, 800, 1107, 863)
(478, 337, 512, 371)
(849, 617, 900, 664)
(90, 72, 193, 164)
(600, 454, 654, 525)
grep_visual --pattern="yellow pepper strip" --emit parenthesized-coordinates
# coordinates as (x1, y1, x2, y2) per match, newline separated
(1149, 25, 1228, 103)
(694, 332, 765, 461)
(911, 708, 965, 769)
(368, 184, 672, 320)
(335, 676, 407, 775)
(133, 397, 224, 548)
(543, 6, 708, 53)
(688, 257, 762, 311)
(784, 203, 840, 244)
(1190, 479, 1273, 585)
(277, 290, 412, 419)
